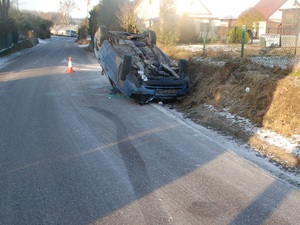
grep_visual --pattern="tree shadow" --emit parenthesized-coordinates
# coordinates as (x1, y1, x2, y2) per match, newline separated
(0, 60, 299, 225)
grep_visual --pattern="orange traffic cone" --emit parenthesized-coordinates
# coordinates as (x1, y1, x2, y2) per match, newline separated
(66, 57, 75, 73)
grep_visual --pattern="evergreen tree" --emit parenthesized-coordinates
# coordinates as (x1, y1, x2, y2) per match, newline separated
(0, 0, 10, 18)
(0, 0, 18, 48)
(88, 0, 124, 47)
(152, 0, 179, 45)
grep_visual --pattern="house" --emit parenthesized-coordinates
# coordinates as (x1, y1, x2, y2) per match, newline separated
(133, 0, 300, 44)
(252, 0, 300, 35)
(133, 0, 219, 32)
(253, 0, 287, 26)
(280, 0, 300, 32)
(249, 0, 300, 47)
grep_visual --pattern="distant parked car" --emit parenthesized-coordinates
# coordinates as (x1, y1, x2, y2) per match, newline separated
(94, 25, 190, 104)
(260, 34, 280, 47)
(65, 30, 77, 37)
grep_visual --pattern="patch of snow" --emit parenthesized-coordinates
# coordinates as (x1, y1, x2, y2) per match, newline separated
(0, 44, 13, 53)
(250, 56, 296, 69)
(78, 43, 89, 48)
(181, 44, 299, 69)
(204, 104, 300, 158)
(152, 103, 300, 188)
(179, 44, 240, 53)
(193, 57, 226, 67)
(37, 38, 50, 44)
(257, 129, 300, 156)
(0, 39, 49, 69)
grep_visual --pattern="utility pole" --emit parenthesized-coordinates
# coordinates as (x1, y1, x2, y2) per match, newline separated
(86, 0, 90, 18)
(241, 25, 246, 60)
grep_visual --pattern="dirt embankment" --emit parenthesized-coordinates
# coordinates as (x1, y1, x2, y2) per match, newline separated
(173, 57, 300, 168)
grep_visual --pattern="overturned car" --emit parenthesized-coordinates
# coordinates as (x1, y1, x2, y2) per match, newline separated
(94, 25, 190, 104)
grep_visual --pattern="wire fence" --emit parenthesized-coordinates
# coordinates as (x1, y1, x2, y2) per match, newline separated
(246, 28, 299, 69)
(198, 26, 300, 69)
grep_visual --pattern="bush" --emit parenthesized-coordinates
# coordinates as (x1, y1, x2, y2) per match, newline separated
(228, 27, 250, 44)
(78, 19, 89, 40)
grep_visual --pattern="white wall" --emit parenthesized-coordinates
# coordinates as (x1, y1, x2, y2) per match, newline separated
(135, 0, 160, 24)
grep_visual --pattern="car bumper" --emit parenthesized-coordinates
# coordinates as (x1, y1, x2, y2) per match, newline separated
(124, 78, 189, 100)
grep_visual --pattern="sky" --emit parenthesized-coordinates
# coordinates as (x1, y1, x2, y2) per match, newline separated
(18, 0, 261, 19)
(202, 0, 261, 18)
(18, 0, 99, 18)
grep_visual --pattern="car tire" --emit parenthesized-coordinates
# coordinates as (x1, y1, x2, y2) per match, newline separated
(178, 59, 188, 77)
(94, 25, 108, 51)
(99, 25, 109, 46)
(94, 30, 100, 52)
(119, 55, 132, 81)
(146, 30, 156, 45)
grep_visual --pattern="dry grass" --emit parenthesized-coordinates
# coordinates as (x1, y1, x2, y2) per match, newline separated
(169, 46, 300, 167)
(77, 39, 90, 45)
(262, 76, 300, 137)
(163, 45, 300, 138)
(159, 45, 199, 60)
(176, 55, 298, 138)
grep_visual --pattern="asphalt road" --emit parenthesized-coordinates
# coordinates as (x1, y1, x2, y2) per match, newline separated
(0, 37, 300, 225)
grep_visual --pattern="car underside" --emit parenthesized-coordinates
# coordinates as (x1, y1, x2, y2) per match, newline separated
(94, 26, 190, 104)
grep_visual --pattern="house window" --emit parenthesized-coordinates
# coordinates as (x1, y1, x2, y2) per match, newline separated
(200, 23, 210, 32)
(284, 13, 298, 26)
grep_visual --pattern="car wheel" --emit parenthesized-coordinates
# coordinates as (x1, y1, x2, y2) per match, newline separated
(94, 30, 101, 52)
(145, 30, 156, 45)
(119, 55, 132, 81)
(94, 25, 108, 51)
(178, 59, 188, 77)
(99, 25, 109, 46)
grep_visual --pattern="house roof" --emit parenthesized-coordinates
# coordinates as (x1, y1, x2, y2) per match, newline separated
(133, 0, 143, 10)
(197, 0, 213, 16)
(253, 0, 288, 19)
(280, 0, 300, 9)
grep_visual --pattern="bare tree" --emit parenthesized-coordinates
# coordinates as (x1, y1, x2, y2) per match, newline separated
(237, 8, 265, 42)
(0, 0, 19, 48)
(116, 1, 139, 33)
(10, 0, 19, 10)
(0, 0, 10, 18)
(237, 8, 265, 31)
(59, 0, 77, 25)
